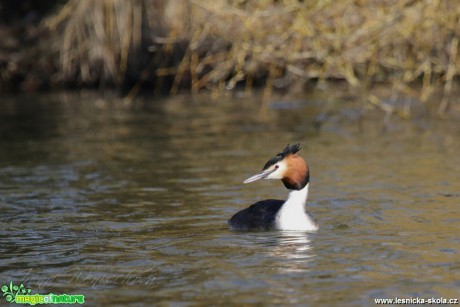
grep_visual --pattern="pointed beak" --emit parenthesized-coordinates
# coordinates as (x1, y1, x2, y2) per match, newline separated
(243, 168, 276, 184)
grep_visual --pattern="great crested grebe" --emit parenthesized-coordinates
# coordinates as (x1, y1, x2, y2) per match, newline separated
(228, 144, 318, 231)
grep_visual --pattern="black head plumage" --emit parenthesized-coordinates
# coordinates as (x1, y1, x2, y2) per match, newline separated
(262, 143, 302, 170)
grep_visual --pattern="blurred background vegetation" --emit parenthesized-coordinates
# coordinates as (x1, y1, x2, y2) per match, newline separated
(1, 0, 460, 113)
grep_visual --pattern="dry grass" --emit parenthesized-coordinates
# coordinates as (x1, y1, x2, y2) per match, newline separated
(43, 0, 460, 113)
(45, 0, 144, 86)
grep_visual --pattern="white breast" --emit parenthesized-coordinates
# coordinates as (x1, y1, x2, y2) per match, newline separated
(273, 183, 318, 231)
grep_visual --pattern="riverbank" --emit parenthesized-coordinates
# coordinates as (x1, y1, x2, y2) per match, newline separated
(1, 0, 459, 114)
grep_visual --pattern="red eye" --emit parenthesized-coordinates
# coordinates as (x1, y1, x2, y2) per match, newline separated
(275, 165, 279, 169)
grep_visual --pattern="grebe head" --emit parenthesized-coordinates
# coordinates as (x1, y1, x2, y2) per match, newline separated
(243, 143, 310, 190)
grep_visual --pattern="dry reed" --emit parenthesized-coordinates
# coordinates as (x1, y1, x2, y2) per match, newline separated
(42, 0, 460, 113)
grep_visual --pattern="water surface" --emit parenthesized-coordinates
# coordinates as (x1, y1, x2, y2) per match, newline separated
(0, 91, 459, 305)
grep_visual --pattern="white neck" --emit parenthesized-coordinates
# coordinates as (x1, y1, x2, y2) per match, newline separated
(273, 183, 318, 231)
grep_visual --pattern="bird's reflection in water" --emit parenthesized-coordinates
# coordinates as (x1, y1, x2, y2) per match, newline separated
(267, 231, 316, 273)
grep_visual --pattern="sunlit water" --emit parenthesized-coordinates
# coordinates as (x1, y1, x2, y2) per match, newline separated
(0, 91, 459, 305)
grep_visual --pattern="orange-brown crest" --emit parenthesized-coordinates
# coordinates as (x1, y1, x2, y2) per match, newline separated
(281, 153, 309, 190)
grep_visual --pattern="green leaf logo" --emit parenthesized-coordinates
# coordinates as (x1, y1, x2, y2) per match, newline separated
(1, 282, 32, 303)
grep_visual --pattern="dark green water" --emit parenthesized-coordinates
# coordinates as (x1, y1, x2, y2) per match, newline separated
(0, 91, 459, 305)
